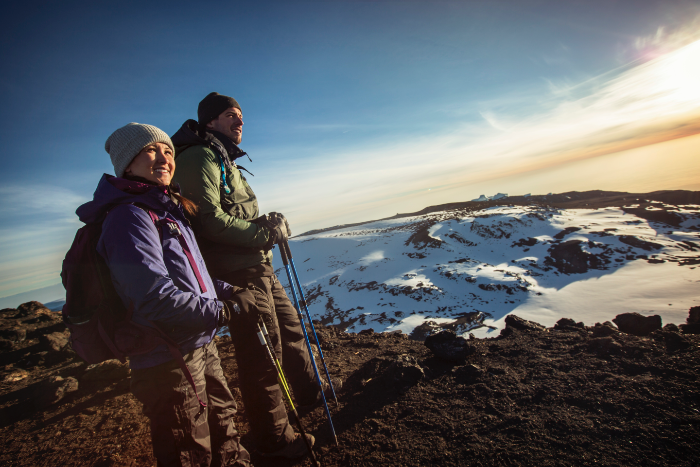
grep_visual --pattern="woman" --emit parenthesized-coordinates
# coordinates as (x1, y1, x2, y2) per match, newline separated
(76, 123, 251, 467)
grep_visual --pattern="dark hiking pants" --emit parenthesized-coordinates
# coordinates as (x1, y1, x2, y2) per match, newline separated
(219, 272, 319, 453)
(130, 340, 251, 467)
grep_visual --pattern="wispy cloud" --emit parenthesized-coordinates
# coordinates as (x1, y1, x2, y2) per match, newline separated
(262, 39, 700, 232)
(0, 185, 85, 297)
(0, 185, 86, 217)
(634, 15, 700, 58)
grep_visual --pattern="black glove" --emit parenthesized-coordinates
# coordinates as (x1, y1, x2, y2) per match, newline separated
(269, 212, 292, 238)
(253, 212, 291, 250)
(224, 286, 277, 340)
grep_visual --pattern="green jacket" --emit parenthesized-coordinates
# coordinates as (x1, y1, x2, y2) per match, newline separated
(171, 120, 272, 276)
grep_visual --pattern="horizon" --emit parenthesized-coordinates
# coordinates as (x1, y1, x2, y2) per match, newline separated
(1, 1, 700, 298)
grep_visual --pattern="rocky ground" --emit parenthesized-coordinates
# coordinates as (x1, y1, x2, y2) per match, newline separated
(1, 301, 699, 466)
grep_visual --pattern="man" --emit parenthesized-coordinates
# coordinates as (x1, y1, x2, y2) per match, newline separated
(171, 92, 336, 458)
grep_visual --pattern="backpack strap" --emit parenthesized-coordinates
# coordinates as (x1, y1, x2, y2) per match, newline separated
(140, 207, 208, 293)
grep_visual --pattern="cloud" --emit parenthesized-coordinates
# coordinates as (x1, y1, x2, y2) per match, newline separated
(634, 15, 700, 57)
(0, 185, 85, 296)
(479, 111, 508, 131)
(261, 39, 700, 233)
(0, 185, 86, 217)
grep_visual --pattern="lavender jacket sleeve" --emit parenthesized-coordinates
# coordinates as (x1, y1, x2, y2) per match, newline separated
(214, 279, 235, 300)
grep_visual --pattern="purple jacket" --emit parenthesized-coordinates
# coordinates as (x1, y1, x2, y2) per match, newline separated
(77, 174, 233, 369)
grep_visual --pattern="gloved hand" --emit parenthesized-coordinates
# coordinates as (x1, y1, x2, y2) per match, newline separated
(269, 212, 292, 238)
(224, 286, 277, 340)
(253, 212, 291, 250)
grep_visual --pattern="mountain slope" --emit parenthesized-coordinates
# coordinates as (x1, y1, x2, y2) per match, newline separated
(277, 192, 700, 337)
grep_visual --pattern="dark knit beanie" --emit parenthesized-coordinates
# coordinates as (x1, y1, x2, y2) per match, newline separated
(198, 92, 241, 126)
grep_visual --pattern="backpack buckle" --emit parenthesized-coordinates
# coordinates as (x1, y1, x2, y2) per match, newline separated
(167, 222, 181, 236)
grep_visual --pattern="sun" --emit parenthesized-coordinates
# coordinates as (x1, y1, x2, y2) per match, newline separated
(649, 39, 700, 104)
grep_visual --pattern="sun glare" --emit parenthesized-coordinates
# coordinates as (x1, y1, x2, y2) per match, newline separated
(650, 39, 700, 104)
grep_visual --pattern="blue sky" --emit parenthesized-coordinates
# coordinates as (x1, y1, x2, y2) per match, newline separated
(1, 0, 699, 300)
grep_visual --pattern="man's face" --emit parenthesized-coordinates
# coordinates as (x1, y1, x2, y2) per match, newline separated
(206, 106, 243, 144)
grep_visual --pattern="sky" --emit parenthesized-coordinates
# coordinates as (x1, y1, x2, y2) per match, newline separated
(1, 0, 699, 299)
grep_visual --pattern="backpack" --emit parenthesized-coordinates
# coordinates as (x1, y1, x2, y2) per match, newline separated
(61, 206, 207, 407)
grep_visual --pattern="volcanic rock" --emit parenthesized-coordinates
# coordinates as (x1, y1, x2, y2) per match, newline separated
(588, 336, 622, 355)
(554, 318, 585, 331)
(618, 235, 664, 251)
(544, 239, 608, 274)
(504, 314, 545, 332)
(386, 354, 425, 387)
(663, 323, 680, 333)
(681, 306, 700, 334)
(16, 301, 51, 317)
(82, 359, 130, 382)
(39, 331, 69, 352)
(33, 376, 78, 409)
(688, 307, 700, 324)
(3, 369, 29, 383)
(424, 330, 476, 362)
(591, 321, 619, 337)
(0, 326, 26, 342)
(613, 312, 662, 336)
(663, 332, 691, 353)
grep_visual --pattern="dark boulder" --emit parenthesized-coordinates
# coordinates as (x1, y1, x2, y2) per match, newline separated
(591, 321, 619, 337)
(16, 301, 51, 317)
(387, 354, 425, 387)
(425, 330, 476, 362)
(505, 315, 545, 332)
(680, 306, 700, 334)
(554, 318, 585, 331)
(613, 313, 661, 336)
(662, 323, 679, 333)
(688, 306, 700, 324)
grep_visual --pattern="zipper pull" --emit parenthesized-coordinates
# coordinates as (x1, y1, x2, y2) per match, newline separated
(168, 222, 181, 236)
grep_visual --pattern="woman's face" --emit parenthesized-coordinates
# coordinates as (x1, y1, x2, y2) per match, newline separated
(125, 142, 175, 186)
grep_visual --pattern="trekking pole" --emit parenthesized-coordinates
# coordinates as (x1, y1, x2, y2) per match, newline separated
(278, 240, 339, 446)
(256, 319, 320, 467)
(281, 240, 338, 404)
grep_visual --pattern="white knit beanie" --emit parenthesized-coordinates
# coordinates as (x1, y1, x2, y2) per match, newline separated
(105, 123, 175, 178)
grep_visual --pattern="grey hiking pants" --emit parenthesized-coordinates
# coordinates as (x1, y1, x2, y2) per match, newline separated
(130, 340, 251, 467)
(220, 272, 319, 453)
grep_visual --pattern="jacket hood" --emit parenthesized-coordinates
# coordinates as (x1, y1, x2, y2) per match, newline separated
(171, 119, 248, 162)
(76, 174, 173, 224)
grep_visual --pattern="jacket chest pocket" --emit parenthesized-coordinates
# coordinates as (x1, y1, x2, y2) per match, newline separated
(220, 169, 258, 220)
